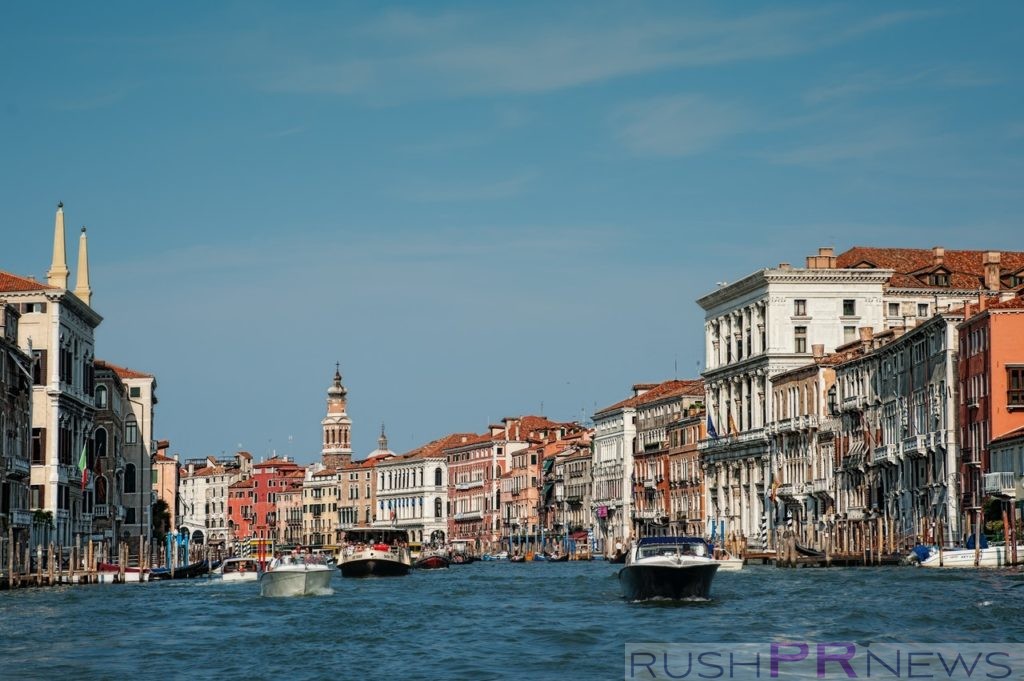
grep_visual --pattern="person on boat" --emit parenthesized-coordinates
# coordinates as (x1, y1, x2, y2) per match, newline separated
(269, 552, 282, 570)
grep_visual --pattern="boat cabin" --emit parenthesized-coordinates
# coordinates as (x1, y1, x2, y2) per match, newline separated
(635, 537, 709, 559)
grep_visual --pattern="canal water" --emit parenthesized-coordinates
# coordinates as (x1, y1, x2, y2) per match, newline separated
(2, 562, 1023, 680)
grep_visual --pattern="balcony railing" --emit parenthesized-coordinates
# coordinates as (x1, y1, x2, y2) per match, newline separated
(455, 479, 484, 490)
(777, 483, 797, 498)
(984, 472, 1018, 498)
(11, 509, 32, 527)
(94, 504, 110, 518)
(453, 510, 483, 521)
(5, 456, 31, 478)
(963, 448, 981, 466)
(902, 434, 927, 456)
(870, 444, 899, 466)
(633, 509, 659, 520)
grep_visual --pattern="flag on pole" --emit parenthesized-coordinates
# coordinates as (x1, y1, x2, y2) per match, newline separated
(78, 444, 89, 491)
(706, 413, 720, 440)
(728, 412, 739, 436)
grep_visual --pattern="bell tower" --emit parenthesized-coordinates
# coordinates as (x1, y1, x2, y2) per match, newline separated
(321, 363, 352, 469)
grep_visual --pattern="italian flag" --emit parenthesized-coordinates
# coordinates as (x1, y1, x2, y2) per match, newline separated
(79, 444, 89, 491)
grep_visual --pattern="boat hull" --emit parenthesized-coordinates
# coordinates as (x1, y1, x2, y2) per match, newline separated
(414, 555, 449, 570)
(340, 557, 411, 577)
(920, 545, 1024, 568)
(259, 566, 334, 596)
(619, 563, 719, 601)
(715, 557, 744, 572)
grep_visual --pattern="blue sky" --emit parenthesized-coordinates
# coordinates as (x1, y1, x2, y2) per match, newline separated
(2, 3, 1022, 463)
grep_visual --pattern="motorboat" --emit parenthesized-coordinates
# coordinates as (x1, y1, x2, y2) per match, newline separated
(918, 544, 1024, 568)
(413, 551, 450, 570)
(260, 555, 334, 596)
(618, 537, 719, 601)
(214, 557, 262, 582)
(713, 550, 744, 572)
(96, 562, 149, 583)
(338, 529, 412, 577)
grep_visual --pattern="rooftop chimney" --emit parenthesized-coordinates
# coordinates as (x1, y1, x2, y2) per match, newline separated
(812, 344, 825, 359)
(858, 327, 874, 342)
(805, 247, 838, 269)
(984, 251, 1001, 291)
(932, 246, 945, 266)
(778, 262, 791, 270)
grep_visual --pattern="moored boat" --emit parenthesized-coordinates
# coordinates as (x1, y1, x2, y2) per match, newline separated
(918, 544, 1024, 568)
(713, 550, 744, 572)
(339, 529, 412, 577)
(96, 562, 149, 583)
(618, 537, 719, 602)
(260, 555, 333, 597)
(149, 559, 214, 581)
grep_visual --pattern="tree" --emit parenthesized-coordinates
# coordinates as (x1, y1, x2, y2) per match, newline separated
(152, 499, 171, 537)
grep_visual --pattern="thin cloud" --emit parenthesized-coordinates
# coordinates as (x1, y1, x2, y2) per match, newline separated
(614, 95, 748, 157)
(239, 6, 936, 99)
(804, 65, 1001, 104)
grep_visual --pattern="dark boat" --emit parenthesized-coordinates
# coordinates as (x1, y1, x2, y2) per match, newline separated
(609, 549, 627, 564)
(548, 553, 569, 562)
(149, 559, 215, 581)
(414, 553, 450, 570)
(509, 553, 526, 563)
(618, 537, 719, 602)
(339, 529, 412, 577)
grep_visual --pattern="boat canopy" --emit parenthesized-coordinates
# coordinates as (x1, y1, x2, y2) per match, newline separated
(637, 536, 707, 547)
(342, 528, 409, 543)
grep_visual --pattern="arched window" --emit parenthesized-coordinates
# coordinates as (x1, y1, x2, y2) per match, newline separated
(434, 497, 442, 518)
(95, 385, 108, 409)
(125, 463, 137, 493)
(95, 427, 107, 460)
(434, 467, 442, 487)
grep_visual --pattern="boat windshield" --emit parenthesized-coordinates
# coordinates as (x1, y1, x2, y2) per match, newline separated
(638, 543, 706, 559)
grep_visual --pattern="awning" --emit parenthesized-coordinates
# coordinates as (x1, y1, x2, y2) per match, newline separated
(543, 482, 554, 500)
(542, 458, 555, 474)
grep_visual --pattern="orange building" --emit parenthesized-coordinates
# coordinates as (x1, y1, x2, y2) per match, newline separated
(959, 295, 1024, 520)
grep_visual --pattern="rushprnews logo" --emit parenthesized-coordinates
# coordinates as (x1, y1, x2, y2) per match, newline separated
(624, 642, 1021, 680)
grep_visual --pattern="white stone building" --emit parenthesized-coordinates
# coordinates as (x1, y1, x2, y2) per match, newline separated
(374, 445, 448, 547)
(179, 452, 252, 550)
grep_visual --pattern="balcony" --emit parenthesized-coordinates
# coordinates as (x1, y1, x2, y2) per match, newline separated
(75, 513, 93, 534)
(58, 464, 80, 482)
(870, 444, 899, 466)
(453, 510, 483, 521)
(984, 472, 1018, 498)
(963, 448, 981, 466)
(698, 427, 768, 453)
(902, 434, 927, 457)
(768, 417, 795, 435)
(643, 479, 656, 489)
(809, 478, 830, 495)
(633, 509, 659, 520)
(5, 455, 30, 478)
(94, 504, 110, 518)
(455, 479, 484, 491)
(842, 395, 866, 412)
(11, 509, 32, 527)
(776, 483, 797, 498)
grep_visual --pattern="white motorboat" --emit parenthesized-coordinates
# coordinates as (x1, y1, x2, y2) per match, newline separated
(214, 557, 262, 582)
(918, 544, 1024, 568)
(715, 552, 744, 572)
(618, 537, 720, 601)
(259, 556, 334, 597)
(339, 529, 412, 578)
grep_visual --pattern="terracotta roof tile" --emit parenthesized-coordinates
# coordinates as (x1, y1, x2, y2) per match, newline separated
(595, 379, 704, 416)
(94, 359, 153, 379)
(991, 424, 1024, 446)
(0, 270, 58, 292)
(836, 247, 1024, 291)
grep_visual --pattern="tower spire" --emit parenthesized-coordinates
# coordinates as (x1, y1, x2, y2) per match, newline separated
(378, 423, 388, 451)
(47, 201, 69, 289)
(74, 226, 92, 306)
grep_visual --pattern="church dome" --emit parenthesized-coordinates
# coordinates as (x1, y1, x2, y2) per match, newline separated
(328, 364, 347, 398)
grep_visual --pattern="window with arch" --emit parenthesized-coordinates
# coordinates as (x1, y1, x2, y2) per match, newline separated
(434, 497, 443, 518)
(125, 463, 137, 493)
(95, 427, 107, 460)
(434, 467, 442, 486)
(125, 419, 138, 445)
(95, 385, 108, 409)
